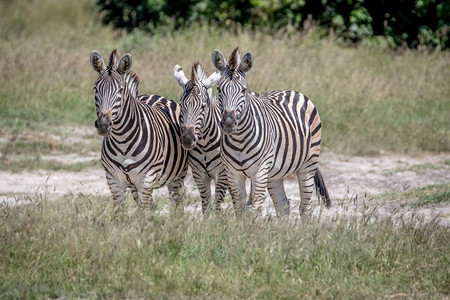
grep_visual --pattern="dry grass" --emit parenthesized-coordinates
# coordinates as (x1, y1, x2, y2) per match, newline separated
(0, 193, 449, 299)
(0, 0, 449, 155)
(0, 2, 448, 297)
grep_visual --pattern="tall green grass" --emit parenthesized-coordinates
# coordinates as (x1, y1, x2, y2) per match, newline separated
(0, 195, 448, 299)
(0, 0, 449, 155)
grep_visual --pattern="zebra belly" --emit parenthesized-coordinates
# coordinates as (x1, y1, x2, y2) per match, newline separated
(267, 138, 307, 180)
(221, 133, 306, 181)
(102, 154, 166, 191)
(221, 146, 272, 179)
(266, 110, 311, 180)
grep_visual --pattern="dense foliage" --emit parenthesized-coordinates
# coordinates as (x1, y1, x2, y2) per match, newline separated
(95, 0, 450, 48)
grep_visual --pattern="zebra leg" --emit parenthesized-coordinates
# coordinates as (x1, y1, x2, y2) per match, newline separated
(227, 173, 247, 217)
(193, 173, 212, 214)
(246, 181, 254, 208)
(213, 168, 228, 212)
(135, 187, 155, 210)
(105, 171, 127, 209)
(267, 179, 290, 217)
(296, 165, 318, 217)
(167, 177, 186, 208)
(250, 172, 269, 215)
(131, 186, 139, 205)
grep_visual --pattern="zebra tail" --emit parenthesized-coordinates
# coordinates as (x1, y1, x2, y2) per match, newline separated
(314, 168, 331, 208)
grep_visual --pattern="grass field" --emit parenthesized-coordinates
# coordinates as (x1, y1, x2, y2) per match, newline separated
(0, 0, 449, 156)
(1, 192, 449, 299)
(0, 0, 449, 298)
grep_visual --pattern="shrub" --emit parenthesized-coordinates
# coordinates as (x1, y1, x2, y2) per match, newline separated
(95, 0, 449, 49)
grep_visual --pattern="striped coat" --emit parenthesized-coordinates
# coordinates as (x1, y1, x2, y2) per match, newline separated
(212, 48, 330, 217)
(90, 49, 188, 209)
(174, 62, 228, 213)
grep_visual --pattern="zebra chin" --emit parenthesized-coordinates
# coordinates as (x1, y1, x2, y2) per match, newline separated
(94, 120, 111, 136)
(221, 127, 236, 136)
(95, 114, 112, 136)
(180, 127, 197, 150)
(96, 127, 111, 136)
(220, 121, 237, 136)
(220, 113, 237, 136)
(180, 136, 197, 150)
(181, 141, 196, 150)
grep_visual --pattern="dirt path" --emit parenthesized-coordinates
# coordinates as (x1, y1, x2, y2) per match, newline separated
(1, 152, 449, 226)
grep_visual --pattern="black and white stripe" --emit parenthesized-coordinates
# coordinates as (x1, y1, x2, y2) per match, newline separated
(212, 47, 330, 217)
(174, 62, 228, 213)
(90, 49, 188, 209)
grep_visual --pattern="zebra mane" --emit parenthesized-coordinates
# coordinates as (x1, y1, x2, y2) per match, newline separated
(107, 49, 120, 75)
(190, 62, 207, 89)
(123, 71, 140, 98)
(228, 47, 240, 76)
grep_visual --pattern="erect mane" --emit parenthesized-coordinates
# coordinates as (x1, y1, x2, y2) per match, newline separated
(189, 61, 207, 89)
(107, 49, 120, 75)
(228, 47, 240, 73)
(225, 47, 246, 79)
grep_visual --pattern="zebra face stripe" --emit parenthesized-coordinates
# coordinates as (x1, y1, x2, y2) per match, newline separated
(93, 71, 125, 136)
(217, 71, 248, 135)
(179, 83, 209, 149)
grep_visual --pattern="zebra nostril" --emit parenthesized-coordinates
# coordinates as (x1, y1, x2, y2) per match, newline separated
(181, 129, 196, 150)
(102, 114, 110, 124)
(97, 114, 111, 127)
(223, 115, 235, 127)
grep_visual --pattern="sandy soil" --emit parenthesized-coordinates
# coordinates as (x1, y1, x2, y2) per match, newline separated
(1, 151, 449, 226)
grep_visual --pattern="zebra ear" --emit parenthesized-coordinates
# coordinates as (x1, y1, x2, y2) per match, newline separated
(174, 65, 189, 88)
(212, 49, 227, 72)
(118, 53, 132, 74)
(203, 70, 221, 89)
(239, 51, 253, 73)
(90, 50, 105, 73)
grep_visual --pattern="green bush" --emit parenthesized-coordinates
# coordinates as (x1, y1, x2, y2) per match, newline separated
(95, 0, 450, 49)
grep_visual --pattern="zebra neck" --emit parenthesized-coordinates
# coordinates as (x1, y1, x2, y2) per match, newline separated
(108, 96, 156, 151)
(199, 102, 220, 140)
(231, 97, 256, 137)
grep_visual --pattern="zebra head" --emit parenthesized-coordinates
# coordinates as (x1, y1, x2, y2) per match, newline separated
(212, 47, 253, 135)
(90, 49, 132, 136)
(174, 62, 221, 150)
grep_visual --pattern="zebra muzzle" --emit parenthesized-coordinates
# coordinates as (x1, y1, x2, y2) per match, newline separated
(221, 110, 237, 135)
(95, 113, 112, 136)
(180, 126, 197, 150)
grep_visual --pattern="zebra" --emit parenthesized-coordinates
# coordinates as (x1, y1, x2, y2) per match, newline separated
(89, 49, 188, 209)
(173, 62, 228, 214)
(211, 47, 330, 218)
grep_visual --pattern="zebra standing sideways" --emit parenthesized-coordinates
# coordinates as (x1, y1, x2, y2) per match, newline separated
(173, 62, 228, 213)
(90, 49, 188, 209)
(212, 48, 330, 217)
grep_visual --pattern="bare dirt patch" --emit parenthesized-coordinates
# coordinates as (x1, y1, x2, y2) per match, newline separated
(1, 151, 449, 226)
